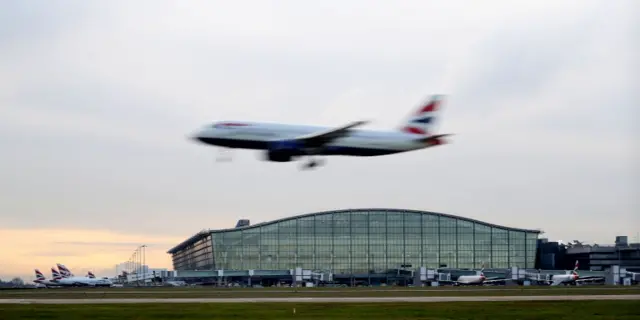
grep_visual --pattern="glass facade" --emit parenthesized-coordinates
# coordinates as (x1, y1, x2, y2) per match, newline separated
(169, 209, 541, 273)
(171, 233, 214, 271)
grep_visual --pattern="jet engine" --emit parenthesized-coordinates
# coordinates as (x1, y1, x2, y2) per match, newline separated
(265, 150, 294, 162)
(264, 140, 303, 162)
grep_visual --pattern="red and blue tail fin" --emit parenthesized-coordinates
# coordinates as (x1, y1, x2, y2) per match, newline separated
(399, 95, 445, 136)
(34, 269, 46, 282)
(51, 267, 62, 280)
(572, 260, 580, 276)
(56, 263, 73, 277)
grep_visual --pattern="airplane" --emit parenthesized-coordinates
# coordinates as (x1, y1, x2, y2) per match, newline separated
(189, 95, 453, 169)
(447, 264, 507, 286)
(32, 269, 61, 288)
(541, 261, 604, 286)
(49, 267, 113, 287)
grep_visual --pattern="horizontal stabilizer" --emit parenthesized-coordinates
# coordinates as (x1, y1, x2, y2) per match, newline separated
(417, 133, 453, 146)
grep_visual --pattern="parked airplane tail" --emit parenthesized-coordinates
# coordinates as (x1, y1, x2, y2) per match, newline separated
(399, 95, 445, 136)
(34, 269, 45, 281)
(56, 263, 73, 277)
(87, 271, 95, 278)
(51, 267, 62, 280)
(480, 262, 486, 276)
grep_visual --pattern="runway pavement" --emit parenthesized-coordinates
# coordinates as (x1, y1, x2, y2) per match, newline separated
(1, 295, 639, 304)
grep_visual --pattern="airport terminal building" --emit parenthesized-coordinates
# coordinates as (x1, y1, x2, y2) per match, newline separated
(168, 208, 540, 277)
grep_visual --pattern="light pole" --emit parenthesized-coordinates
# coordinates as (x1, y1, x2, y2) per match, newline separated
(141, 245, 147, 286)
(137, 245, 142, 286)
(133, 250, 138, 286)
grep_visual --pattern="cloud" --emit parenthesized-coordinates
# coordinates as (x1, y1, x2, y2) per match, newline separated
(29, 251, 80, 258)
(0, 0, 637, 279)
(0, 228, 183, 280)
(53, 241, 176, 247)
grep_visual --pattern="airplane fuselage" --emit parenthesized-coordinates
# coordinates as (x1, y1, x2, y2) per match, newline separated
(455, 275, 486, 285)
(549, 273, 579, 285)
(193, 122, 435, 158)
(34, 280, 60, 287)
(52, 276, 112, 287)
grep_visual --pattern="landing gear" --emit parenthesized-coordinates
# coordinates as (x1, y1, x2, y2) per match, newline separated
(301, 157, 325, 170)
(215, 148, 233, 162)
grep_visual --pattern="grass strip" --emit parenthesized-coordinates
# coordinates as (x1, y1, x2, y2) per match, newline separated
(0, 301, 638, 319)
(1, 287, 639, 299)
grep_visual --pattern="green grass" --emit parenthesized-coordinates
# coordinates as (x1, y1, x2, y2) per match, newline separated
(0, 301, 638, 319)
(1, 286, 639, 299)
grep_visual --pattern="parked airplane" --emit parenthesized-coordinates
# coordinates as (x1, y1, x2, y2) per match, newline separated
(32, 269, 61, 288)
(543, 261, 604, 286)
(448, 264, 507, 286)
(190, 95, 453, 169)
(49, 267, 112, 287)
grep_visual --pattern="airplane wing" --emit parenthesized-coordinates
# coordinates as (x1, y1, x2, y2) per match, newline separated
(575, 276, 604, 282)
(288, 120, 369, 148)
(576, 276, 604, 280)
(550, 279, 565, 286)
(482, 278, 506, 284)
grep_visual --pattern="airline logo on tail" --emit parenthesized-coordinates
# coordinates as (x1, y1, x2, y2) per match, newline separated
(51, 268, 63, 280)
(402, 95, 444, 135)
(56, 263, 73, 277)
(34, 269, 46, 282)
(571, 260, 580, 279)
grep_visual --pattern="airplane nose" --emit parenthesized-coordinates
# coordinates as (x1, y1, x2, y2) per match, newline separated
(188, 131, 205, 143)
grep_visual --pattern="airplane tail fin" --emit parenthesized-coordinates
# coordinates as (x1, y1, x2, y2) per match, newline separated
(399, 95, 445, 136)
(56, 263, 73, 277)
(572, 260, 580, 276)
(51, 267, 62, 280)
(34, 269, 45, 281)
(87, 271, 95, 278)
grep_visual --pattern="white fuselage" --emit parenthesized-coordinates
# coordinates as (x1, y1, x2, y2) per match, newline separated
(550, 273, 579, 285)
(192, 122, 430, 156)
(34, 279, 60, 287)
(456, 275, 486, 285)
(53, 276, 112, 287)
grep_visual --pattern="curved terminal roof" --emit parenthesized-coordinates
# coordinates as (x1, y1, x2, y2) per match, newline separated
(167, 208, 542, 254)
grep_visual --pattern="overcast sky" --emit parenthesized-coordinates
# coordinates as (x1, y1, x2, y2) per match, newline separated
(1, 0, 638, 280)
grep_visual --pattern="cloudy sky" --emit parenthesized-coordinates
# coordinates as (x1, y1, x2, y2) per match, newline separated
(1, 0, 638, 280)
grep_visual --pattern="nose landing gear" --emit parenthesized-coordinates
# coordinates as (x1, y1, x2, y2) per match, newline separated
(215, 148, 233, 162)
